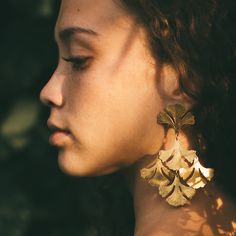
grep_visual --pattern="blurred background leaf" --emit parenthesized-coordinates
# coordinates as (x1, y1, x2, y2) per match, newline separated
(0, 1, 134, 236)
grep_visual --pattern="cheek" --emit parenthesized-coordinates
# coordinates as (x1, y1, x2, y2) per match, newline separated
(60, 63, 164, 176)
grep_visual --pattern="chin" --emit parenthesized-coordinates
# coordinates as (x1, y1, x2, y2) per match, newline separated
(57, 150, 121, 177)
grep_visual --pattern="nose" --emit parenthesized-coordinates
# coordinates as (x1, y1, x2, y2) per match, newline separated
(40, 69, 64, 107)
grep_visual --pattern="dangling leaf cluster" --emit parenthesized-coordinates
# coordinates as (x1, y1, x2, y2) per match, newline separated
(141, 138, 214, 206)
(141, 104, 214, 207)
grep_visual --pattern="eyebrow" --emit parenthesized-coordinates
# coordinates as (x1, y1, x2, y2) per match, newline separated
(57, 27, 98, 42)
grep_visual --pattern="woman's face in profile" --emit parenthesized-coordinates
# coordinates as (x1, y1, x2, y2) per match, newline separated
(40, 0, 165, 176)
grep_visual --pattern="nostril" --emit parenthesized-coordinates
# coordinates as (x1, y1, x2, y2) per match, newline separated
(46, 101, 55, 107)
(42, 99, 52, 107)
(40, 94, 53, 107)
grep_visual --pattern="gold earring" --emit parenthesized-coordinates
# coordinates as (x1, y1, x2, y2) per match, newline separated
(140, 104, 214, 207)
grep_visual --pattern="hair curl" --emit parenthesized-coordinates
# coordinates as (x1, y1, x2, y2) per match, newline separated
(121, 0, 235, 195)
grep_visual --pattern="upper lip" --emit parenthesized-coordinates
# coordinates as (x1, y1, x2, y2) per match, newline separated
(47, 120, 70, 133)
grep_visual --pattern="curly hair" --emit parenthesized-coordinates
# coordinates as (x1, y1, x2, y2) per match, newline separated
(121, 0, 235, 195)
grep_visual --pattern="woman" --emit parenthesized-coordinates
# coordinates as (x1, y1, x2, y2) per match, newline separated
(40, 0, 236, 235)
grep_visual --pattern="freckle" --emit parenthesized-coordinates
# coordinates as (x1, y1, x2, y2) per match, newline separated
(77, 8, 80, 12)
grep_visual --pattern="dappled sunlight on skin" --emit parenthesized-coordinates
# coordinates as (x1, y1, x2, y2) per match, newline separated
(149, 185, 236, 236)
(216, 197, 223, 210)
(127, 131, 236, 236)
(204, 191, 235, 235)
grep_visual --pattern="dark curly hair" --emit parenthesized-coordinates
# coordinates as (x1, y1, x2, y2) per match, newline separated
(120, 0, 236, 196)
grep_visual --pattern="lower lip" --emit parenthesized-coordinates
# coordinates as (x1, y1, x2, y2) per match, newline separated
(49, 131, 72, 146)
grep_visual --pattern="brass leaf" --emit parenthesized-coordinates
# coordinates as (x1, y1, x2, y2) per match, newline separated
(165, 103, 186, 123)
(179, 158, 214, 189)
(141, 159, 170, 187)
(159, 139, 196, 171)
(159, 176, 196, 207)
(157, 104, 195, 131)
(180, 111, 195, 127)
(157, 110, 175, 127)
(180, 147, 197, 165)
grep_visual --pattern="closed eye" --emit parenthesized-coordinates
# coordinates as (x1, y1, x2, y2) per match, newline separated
(62, 56, 92, 71)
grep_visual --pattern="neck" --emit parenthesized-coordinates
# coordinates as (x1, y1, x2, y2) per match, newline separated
(122, 129, 194, 235)
(123, 155, 171, 236)
(122, 130, 236, 236)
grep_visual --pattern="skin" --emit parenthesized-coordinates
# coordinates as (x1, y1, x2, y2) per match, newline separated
(125, 129, 236, 236)
(40, 0, 182, 176)
(40, 0, 236, 235)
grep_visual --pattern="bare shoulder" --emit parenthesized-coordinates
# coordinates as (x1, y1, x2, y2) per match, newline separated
(171, 182, 235, 236)
(141, 183, 236, 236)
(188, 182, 236, 236)
(192, 183, 236, 235)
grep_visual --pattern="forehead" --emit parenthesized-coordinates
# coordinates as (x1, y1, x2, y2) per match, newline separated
(56, 0, 132, 36)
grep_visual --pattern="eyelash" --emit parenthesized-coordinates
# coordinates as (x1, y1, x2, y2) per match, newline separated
(62, 56, 91, 71)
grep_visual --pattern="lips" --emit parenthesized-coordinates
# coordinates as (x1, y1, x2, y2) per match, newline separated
(47, 120, 72, 146)
(48, 123, 70, 133)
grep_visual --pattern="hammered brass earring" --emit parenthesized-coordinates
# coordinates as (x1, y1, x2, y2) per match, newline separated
(140, 104, 214, 207)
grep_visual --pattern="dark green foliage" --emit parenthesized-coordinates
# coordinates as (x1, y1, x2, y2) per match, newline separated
(0, 1, 134, 235)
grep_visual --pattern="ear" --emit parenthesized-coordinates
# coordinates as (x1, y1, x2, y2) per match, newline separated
(157, 64, 194, 109)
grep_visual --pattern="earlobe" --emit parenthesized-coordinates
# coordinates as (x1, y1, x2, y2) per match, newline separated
(158, 64, 194, 109)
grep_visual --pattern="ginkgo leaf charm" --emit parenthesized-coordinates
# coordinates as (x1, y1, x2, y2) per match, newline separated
(159, 176, 196, 206)
(159, 139, 196, 171)
(141, 158, 171, 187)
(179, 158, 214, 189)
(140, 104, 214, 207)
(157, 104, 195, 132)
